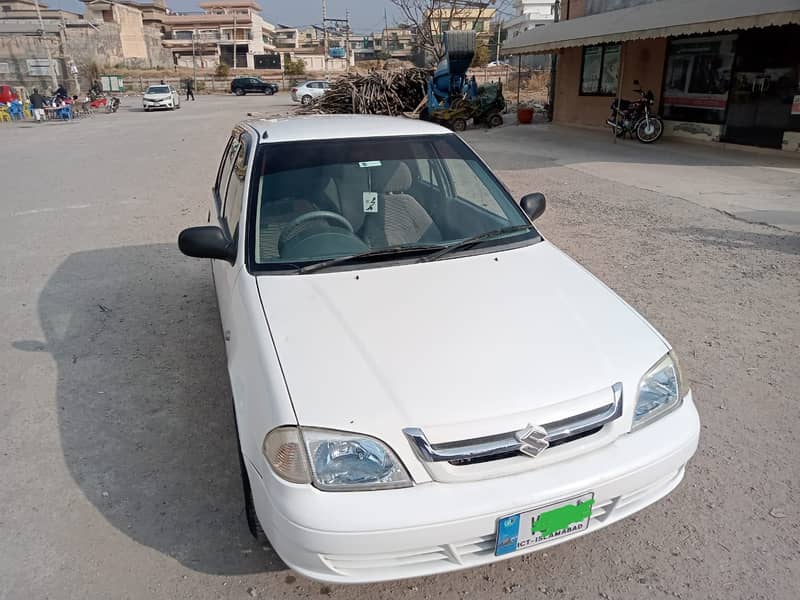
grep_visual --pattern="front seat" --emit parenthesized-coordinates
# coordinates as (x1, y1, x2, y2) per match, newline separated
(362, 161, 442, 248)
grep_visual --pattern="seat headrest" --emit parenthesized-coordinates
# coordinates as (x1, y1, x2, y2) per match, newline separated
(373, 162, 412, 194)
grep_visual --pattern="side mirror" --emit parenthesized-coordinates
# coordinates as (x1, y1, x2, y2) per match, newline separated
(520, 193, 546, 221)
(178, 226, 236, 264)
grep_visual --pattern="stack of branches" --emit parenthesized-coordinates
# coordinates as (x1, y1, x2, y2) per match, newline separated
(297, 68, 430, 116)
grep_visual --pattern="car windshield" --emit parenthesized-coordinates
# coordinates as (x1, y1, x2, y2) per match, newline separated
(248, 134, 536, 272)
(147, 86, 170, 94)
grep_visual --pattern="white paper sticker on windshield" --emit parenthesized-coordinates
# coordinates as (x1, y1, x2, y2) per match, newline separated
(363, 192, 378, 213)
(358, 161, 382, 168)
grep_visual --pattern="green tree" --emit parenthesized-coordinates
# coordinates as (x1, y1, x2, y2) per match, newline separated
(471, 43, 489, 68)
(284, 58, 306, 76)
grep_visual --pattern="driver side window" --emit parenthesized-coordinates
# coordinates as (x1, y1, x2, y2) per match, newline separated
(221, 138, 247, 238)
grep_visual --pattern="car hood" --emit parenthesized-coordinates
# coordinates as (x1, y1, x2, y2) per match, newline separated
(258, 242, 667, 443)
(144, 93, 171, 100)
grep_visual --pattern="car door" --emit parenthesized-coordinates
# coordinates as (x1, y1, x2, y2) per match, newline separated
(249, 78, 261, 93)
(211, 128, 250, 346)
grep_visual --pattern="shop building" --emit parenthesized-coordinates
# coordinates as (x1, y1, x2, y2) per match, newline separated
(503, 0, 800, 152)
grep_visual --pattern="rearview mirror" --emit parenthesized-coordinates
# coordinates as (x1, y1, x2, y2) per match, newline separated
(178, 226, 236, 264)
(520, 193, 546, 221)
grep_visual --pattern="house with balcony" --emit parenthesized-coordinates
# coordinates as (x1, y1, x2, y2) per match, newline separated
(382, 26, 415, 61)
(163, 0, 276, 69)
(428, 6, 495, 38)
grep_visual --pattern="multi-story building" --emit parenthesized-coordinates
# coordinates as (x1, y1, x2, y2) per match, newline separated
(274, 26, 299, 50)
(0, 0, 171, 93)
(504, 1, 555, 40)
(382, 26, 415, 61)
(428, 6, 496, 38)
(163, 0, 277, 69)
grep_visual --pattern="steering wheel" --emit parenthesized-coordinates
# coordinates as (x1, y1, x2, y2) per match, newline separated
(278, 210, 354, 254)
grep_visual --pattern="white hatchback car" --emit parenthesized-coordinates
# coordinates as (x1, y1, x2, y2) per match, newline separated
(178, 115, 700, 584)
(142, 84, 180, 111)
(291, 80, 330, 105)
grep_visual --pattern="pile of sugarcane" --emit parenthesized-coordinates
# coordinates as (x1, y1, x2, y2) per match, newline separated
(297, 68, 430, 116)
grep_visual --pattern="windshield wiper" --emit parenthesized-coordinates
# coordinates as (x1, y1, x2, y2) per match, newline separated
(298, 243, 446, 274)
(419, 225, 535, 263)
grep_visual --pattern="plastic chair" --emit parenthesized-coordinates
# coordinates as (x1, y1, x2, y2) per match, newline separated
(8, 101, 24, 121)
(57, 105, 73, 120)
(0, 106, 10, 123)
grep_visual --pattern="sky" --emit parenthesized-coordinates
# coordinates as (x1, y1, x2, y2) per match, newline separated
(51, 0, 402, 33)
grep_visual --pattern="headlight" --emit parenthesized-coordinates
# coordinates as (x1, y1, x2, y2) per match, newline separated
(262, 426, 412, 491)
(632, 351, 688, 430)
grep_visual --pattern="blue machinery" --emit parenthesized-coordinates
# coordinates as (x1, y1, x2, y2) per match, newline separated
(420, 30, 506, 131)
(427, 31, 479, 111)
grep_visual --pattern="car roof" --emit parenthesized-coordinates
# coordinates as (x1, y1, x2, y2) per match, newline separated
(244, 115, 451, 143)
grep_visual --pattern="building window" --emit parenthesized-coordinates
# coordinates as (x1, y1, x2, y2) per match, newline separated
(440, 20, 450, 32)
(474, 20, 483, 32)
(580, 43, 620, 96)
(661, 34, 735, 125)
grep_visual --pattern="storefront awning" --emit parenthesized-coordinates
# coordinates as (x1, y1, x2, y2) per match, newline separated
(502, 0, 800, 55)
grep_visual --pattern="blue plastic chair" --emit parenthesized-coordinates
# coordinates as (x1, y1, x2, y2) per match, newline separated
(57, 105, 73, 120)
(8, 101, 24, 121)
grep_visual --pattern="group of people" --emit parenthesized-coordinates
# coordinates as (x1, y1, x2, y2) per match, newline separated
(27, 84, 86, 122)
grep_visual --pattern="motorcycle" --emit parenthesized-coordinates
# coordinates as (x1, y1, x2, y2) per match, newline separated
(606, 80, 664, 144)
(105, 96, 120, 113)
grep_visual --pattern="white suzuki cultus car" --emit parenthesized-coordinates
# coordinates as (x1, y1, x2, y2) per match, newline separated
(178, 115, 700, 583)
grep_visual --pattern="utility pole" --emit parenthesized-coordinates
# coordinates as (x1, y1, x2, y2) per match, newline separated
(192, 28, 197, 84)
(546, 0, 560, 122)
(59, 13, 81, 94)
(345, 9, 351, 67)
(32, 0, 58, 90)
(495, 18, 502, 63)
(383, 6, 388, 57)
(322, 0, 328, 72)
(233, 9, 237, 70)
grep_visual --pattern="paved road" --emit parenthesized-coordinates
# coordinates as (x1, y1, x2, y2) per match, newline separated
(0, 95, 797, 600)
(463, 123, 800, 232)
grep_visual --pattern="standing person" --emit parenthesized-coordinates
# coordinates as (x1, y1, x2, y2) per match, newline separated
(29, 88, 45, 123)
(186, 78, 195, 101)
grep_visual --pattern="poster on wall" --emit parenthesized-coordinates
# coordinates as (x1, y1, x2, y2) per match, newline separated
(662, 35, 736, 111)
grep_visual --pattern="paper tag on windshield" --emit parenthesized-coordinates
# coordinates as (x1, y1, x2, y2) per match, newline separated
(358, 161, 382, 168)
(363, 192, 378, 213)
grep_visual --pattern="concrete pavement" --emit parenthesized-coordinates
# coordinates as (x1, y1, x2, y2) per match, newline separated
(0, 95, 798, 600)
(463, 123, 800, 232)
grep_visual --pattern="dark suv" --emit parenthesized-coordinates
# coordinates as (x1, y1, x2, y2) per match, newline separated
(230, 77, 279, 96)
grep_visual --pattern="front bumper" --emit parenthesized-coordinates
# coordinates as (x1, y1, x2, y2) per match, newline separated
(143, 100, 171, 109)
(248, 393, 700, 583)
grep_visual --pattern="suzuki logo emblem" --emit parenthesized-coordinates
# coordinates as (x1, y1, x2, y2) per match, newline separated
(515, 423, 550, 458)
